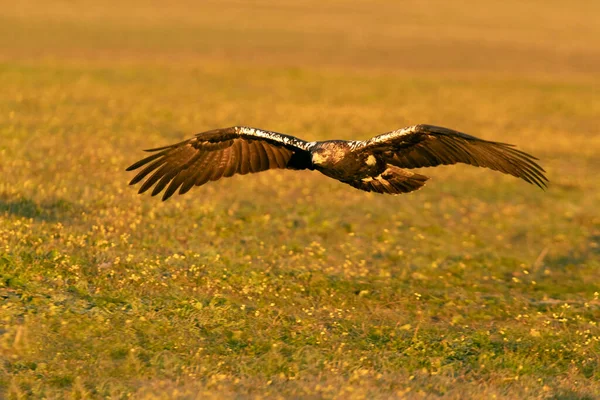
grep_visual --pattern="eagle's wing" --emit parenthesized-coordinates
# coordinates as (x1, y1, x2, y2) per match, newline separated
(355, 124, 547, 189)
(127, 126, 315, 200)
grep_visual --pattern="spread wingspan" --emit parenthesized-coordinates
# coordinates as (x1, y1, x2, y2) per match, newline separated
(128, 124, 548, 200)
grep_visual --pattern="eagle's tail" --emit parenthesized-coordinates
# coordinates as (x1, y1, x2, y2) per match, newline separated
(343, 166, 429, 195)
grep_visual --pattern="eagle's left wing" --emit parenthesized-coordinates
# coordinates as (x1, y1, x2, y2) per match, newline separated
(355, 124, 548, 189)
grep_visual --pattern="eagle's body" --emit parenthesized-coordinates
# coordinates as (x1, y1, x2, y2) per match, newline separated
(127, 125, 547, 200)
(312, 141, 371, 179)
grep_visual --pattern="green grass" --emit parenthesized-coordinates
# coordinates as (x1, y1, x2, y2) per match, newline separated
(1, 1, 600, 398)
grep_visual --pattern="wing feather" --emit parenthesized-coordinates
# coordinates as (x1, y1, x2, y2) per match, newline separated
(178, 153, 209, 195)
(238, 139, 251, 175)
(248, 141, 262, 173)
(194, 151, 218, 187)
(223, 145, 238, 178)
(214, 146, 233, 180)
(137, 147, 192, 194)
(271, 145, 286, 168)
(255, 141, 271, 171)
(129, 155, 170, 186)
(358, 124, 547, 189)
(261, 141, 277, 168)
(127, 126, 315, 200)
(162, 152, 205, 200)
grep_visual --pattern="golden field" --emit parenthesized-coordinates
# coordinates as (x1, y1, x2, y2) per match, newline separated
(1, 0, 599, 398)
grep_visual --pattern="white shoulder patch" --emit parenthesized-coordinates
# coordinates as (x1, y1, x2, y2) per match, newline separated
(362, 173, 383, 183)
(360, 125, 421, 148)
(366, 155, 377, 166)
(235, 126, 314, 151)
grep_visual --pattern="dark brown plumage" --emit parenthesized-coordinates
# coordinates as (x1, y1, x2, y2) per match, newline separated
(126, 125, 547, 200)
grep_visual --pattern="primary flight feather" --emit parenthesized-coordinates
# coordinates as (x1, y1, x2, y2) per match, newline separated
(127, 125, 547, 201)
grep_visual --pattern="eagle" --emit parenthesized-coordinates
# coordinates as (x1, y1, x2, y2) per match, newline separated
(127, 125, 547, 201)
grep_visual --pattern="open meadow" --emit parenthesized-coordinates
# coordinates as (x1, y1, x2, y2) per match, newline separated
(1, 0, 600, 398)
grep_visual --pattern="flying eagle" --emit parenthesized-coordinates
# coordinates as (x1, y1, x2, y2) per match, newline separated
(127, 125, 547, 201)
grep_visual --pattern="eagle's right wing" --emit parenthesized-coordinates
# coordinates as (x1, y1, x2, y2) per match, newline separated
(127, 127, 315, 200)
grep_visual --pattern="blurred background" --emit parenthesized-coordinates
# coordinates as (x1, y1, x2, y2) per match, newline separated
(1, 1, 599, 398)
(2, 0, 599, 75)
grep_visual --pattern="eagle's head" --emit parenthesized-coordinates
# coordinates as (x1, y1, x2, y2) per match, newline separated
(311, 141, 350, 167)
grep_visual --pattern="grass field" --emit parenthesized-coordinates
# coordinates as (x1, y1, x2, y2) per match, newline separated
(1, 0, 600, 398)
